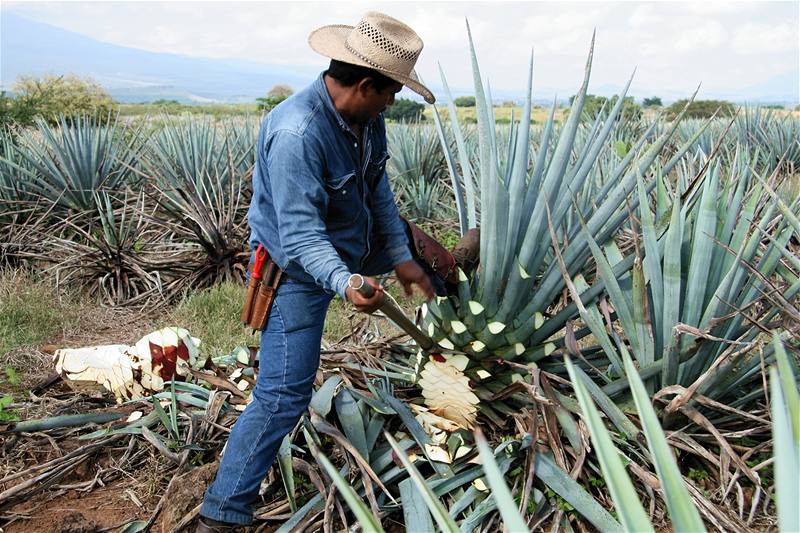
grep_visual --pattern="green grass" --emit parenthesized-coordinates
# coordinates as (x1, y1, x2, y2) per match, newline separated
(119, 101, 261, 118)
(167, 281, 257, 356)
(421, 104, 565, 124)
(0, 268, 85, 357)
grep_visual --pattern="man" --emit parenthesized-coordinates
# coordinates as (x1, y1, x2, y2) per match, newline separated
(198, 12, 435, 531)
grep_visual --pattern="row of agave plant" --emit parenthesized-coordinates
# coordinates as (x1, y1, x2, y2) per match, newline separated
(0, 115, 260, 303)
(0, 111, 468, 304)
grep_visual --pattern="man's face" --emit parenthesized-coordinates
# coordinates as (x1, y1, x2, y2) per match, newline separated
(358, 80, 403, 124)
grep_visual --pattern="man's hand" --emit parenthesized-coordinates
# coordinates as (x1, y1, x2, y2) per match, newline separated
(395, 260, 435, 300)
(345, 276, 384, 313)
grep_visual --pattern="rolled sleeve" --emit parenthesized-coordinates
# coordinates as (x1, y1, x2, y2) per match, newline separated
(266, 130, 352, 297)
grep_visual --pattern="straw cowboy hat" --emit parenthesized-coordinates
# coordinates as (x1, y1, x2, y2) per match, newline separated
(308, 11, 435, 104)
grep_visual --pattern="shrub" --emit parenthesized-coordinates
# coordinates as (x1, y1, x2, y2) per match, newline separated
(568, 94, 642, 122)
(257, 84, 294, 111)
(8, 74, 117, 126)
(454, 96, 476, 107)
(384, 98, 425, 122)
(642, 96, 662, 107)
(665, 98, 736, 120)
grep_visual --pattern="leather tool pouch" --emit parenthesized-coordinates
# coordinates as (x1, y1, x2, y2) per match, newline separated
(241, 256, 283, 331)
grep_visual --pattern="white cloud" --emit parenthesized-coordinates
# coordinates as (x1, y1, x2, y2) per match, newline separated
(673, 20, 727, 52)
(2, 1, 797, 100)
(733, 22, 798, 55)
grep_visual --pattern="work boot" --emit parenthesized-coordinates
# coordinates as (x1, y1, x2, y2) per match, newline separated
(195, 516, 239, 532)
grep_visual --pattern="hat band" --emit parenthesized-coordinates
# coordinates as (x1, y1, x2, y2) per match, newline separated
(344, 39, 412, 77)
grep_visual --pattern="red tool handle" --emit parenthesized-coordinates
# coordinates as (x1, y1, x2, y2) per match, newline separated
(251, 244, 268, 280)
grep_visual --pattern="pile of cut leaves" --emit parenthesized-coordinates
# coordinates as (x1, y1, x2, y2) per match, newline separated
(1, 319, 797, 532)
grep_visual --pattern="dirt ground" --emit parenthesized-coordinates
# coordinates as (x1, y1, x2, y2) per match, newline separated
(0, 304, 299, 532)
(4, 482, 150, 532)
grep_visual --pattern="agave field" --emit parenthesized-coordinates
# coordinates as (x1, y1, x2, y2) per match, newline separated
(1, 26, 799, 533)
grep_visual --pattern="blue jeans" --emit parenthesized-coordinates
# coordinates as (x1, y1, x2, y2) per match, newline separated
(201, 278, 333, 524)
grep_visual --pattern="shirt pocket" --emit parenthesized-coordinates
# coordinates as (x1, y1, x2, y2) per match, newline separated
(366, 151, 390, 189)
(325, 171, 360, 227)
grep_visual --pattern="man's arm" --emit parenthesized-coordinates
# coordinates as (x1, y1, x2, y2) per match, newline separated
(370, 167, 413, 266)
(370, 167, 435, 300)
(266, 130, 352, 298)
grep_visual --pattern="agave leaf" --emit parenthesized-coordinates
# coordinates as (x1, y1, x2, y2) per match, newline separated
(309, 430, 386, 533)
(772, 335, 799, 442)
(623, 347, 706, 531)
(572, 364, 639, 440)
(474, 431, 529, 532)
(275, 492, 325, 533)
(431, 106, 468, 235)
(277, 435, 297, 513)
(535, 452, 622, 532)
(385, 432, 460, 533)
(565, 358, 654, 532)
(399, 477, 435, 532)
(437, 62, 477, 228)
(309, 375, 341, 416)
(151, 395, 175, 439)
(335, 388, 370, 461)
(661, 197, 684, 387)
(770, 365, 800, 533)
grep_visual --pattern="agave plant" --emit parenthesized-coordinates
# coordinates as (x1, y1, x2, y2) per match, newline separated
(556, 147, 800, 413)
(417, 25, 700, 428)
(139, 116, 252, 287)
(0, 114, 145, 212)
(34, 189, 177, 304)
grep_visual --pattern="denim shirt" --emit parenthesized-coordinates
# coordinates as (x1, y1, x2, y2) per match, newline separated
(248, 73, 412, 298)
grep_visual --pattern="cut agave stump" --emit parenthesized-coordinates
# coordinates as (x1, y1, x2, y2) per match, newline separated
(53, 327, 204, 402)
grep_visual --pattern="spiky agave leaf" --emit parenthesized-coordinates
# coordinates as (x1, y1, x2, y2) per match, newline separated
(770, 336, 800, 533)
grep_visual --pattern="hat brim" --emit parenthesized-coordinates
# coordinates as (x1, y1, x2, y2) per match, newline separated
(308, 24, 435, 104)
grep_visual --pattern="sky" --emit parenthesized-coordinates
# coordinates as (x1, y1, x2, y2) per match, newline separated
(3, 0, 799, 101)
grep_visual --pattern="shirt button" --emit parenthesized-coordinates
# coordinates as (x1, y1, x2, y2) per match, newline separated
(354, 143, 358, 148)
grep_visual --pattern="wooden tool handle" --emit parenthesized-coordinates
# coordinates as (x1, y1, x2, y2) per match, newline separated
(347, 274, 435, 351)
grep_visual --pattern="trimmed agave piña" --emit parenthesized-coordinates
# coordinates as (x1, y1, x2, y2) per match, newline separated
(419, 23, 700, 428)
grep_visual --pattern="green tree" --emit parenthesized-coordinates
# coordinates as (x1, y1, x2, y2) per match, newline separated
(257, 84, 294, 111)
(383, 98, 425, 122)
(642, 96, 662, 107)
(10, 74, 117, 125)
(665, 99, 736, 120)
(568, 94, 642, 122)
(0, 90, 44, 128)
(454, 96, 476, 107)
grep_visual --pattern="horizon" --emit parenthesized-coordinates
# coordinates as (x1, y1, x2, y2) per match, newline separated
(2, 1, 798, 105)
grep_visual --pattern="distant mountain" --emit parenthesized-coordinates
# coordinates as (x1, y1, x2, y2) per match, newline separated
(1, 12, 796, 105)
(0, 12, 320, 103)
